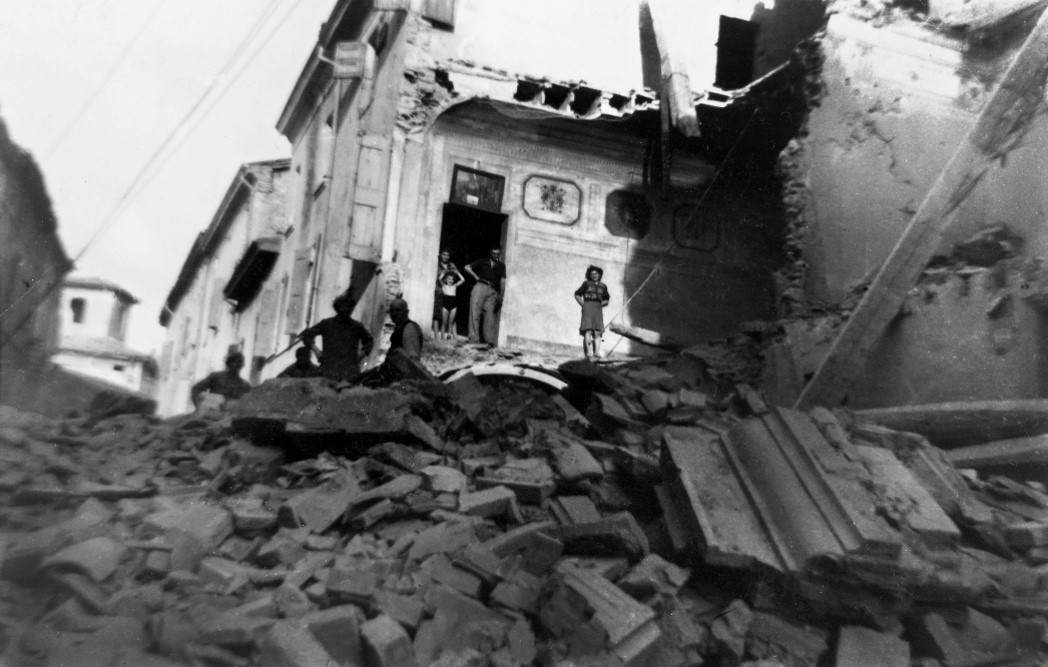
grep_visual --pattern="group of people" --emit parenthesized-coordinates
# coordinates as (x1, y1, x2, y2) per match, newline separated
(191, 250, 612, 410)
(432, 246, 506, 347)
(191, 294, 423, 409)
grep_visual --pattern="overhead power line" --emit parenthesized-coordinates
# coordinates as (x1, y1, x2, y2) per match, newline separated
(43, 0, 169, 160)
(72, 0, 285, 264)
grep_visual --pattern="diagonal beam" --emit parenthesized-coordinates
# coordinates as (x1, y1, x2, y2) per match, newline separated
(640, 0, 701, 137)
(795, 8, 1048, 410)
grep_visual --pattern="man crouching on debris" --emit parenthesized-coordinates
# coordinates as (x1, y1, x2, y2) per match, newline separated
(388, 298, 423, 360)
(278, 346, 321, 378)
(300, 294, 374, 382)
(191, 351, 252, 410)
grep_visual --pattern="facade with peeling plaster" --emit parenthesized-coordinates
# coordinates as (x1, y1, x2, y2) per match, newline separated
(157, 160, 291, 416)
(270, 0, 822, 359)
(0, 116, 71, 411)
(782, 3, 1048, 407)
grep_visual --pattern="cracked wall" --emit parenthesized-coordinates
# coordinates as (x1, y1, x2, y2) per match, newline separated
(782, 10, 1048, 406)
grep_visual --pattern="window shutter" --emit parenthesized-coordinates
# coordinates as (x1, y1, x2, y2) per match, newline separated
(208, 278, 226, 330)
(158, 341, 174, 380)
(346, 133, 390, 262)
(253, 286, 278, 356)
(286, 247, 315, 332)
(422, 0, 455, 27)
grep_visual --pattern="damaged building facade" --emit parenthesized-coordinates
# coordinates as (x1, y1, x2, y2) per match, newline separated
(155, 0, 826, 414)
(273, 0, 822, 355)
(782, 0, 1048, 407)
(158, 160, 291, 416)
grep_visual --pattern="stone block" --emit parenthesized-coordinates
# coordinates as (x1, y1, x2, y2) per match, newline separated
(258, 620, 337, 667)
(301, 605, 365, 667)
(143, 502, 233, 550)
(408, 521, 477, 561)
(41, 536, 127, 583)
(424, 554, 484, 598)
(836, 626, 909, 667)
(550, 495, 602, 526)
(361, 615, 415, 667)
(458, 486, 517, 518)
(555, 511, 649, 562)
(618, 554, 691, 599)
(373, 591, 425, 633)
(277, 469, 361, 533)
(550, 440, 604, 482)
(1004, 521, 1048, 550)
(421, 465, 468, 494)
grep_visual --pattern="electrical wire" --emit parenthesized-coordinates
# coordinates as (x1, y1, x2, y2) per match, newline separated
(1, 0, 287, 329)
(71, 0, 284, 265)
(43, 0, 169, 160)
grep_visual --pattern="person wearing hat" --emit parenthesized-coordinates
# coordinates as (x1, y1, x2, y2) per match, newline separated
(573, 265, 610, 361)
(278, 346, 321, 378)
(191, 351, 253, 408)
(300, 294, 374, 382)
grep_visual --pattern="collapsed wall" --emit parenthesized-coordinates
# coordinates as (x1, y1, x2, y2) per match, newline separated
(777, 3, 1048, 407)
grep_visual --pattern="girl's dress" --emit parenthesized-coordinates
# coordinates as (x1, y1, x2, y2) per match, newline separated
(574, 280, 609, 334)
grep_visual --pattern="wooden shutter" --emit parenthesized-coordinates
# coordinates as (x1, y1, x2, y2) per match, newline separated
(285, 247, 315, 332)
(207, 278, 226, 330)
(253, 286, 278, 356)
(422, 0, 455, 27)
(347, 133, 390, 262)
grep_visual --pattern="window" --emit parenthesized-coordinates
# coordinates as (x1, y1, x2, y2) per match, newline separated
(70, 298, 86, 324)
(313, 116, 335, 197)
(113, 364, 125, 372)
(605, 191, 651, 240)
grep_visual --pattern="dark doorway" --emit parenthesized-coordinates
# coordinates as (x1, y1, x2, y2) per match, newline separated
(438, 202, 507, 336)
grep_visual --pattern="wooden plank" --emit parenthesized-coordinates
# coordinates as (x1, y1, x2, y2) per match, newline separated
(947, 433, 1048, 481)
(795, 8, 1048, 409)
(855, 399, 1048, 449)
(642, 0, 700, 137)
(607, 322, 683, 352)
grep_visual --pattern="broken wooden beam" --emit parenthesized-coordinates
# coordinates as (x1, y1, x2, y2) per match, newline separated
(855, 399, 1048, 449)
(946, 432, 1048, 481)
(641, 0, 700, 138)
(795, 7, 1048, 409)
(607, 322, 683, 352)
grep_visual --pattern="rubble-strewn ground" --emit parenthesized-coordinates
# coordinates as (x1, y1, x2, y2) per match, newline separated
(1, 348, 1047, 666)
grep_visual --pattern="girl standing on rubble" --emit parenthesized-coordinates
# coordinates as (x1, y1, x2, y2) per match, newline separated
(574, 265, 610, 361)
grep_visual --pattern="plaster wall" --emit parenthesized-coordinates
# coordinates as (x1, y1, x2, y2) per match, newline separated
(789, 14, 1048, 405)
(61, 287, 125, 340)
(393, 109, 781, 352)
(849, 270, 1046, 407)
(52, 351, 145, 392)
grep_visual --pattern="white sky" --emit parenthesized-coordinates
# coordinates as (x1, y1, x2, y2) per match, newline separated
(0, 0, 336, 354)
(0, 0, 759, 357)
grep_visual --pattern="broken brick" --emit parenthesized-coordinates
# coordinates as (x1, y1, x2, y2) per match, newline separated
(277, 469, 360, 533)
(258, 620, 337, 667)
(836, 626, 909, 667)
(361, 614, 415, 667)
(555, 511, 649, 562)
(458, 485, 517, 518)
(300, 604, 366, 667)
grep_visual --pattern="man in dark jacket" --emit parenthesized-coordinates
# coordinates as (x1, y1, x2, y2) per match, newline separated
(191, 352, 252, 408)
(278, 347, 321, 378)
(301, 294, 374, 381)
(388, 298, 423, 359)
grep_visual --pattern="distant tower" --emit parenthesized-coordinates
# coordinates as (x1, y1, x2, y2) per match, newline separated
(53, 275, 155, 394)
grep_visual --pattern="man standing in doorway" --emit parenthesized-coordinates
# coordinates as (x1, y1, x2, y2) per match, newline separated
(465, 246, 506, 347)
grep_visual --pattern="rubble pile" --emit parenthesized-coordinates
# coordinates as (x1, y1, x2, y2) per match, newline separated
(2, 357, 1048, 666)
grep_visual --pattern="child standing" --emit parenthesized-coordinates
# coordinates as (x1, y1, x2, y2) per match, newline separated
(439, 270, 466, 340)
(574, 265, 610, 360)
